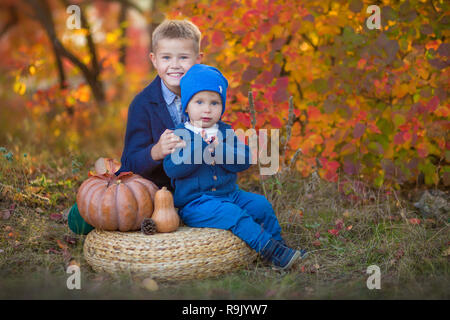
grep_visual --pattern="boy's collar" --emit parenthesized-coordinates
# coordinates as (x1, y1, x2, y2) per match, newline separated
(160, 79, 179, 105)
(174, 120, 232, 142)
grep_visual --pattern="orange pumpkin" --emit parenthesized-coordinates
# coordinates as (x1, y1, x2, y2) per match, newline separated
(76, 172, 159, 231)
(151, 186, 180, 233)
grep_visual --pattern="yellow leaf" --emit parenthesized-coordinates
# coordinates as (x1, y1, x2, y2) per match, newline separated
(393, 83, 409, 98)
(272, 25, 284, 38)
(417, 68, 429, 79)
(29, 65, 36, 75)
(14, 82, 26, 95)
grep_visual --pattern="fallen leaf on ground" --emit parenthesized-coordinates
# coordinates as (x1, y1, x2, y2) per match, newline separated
(50, 213, 62, 221)
(56, 239, 68, 250)
(409, 218, 421, 225)
(328, 229, 339, 236)
(64, 235, 77, 245)
(312, 240, 321, 247)
(0, 209, 11, 220)
(45, 248, 60, 254)
(141, 278, 159, 291)
(335, 219, 344, 230)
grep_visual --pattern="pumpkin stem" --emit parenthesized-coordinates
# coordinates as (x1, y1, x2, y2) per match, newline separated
(106, 174, 116, 188)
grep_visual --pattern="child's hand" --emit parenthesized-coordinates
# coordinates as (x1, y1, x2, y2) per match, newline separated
(201, 131, 219, 153)
(152, 129, 186, 160)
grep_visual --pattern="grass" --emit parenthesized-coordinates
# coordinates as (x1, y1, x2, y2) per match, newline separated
(0, 142, 449, 300)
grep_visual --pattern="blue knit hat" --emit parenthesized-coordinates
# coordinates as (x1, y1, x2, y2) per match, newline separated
(180, 64, 228, 118)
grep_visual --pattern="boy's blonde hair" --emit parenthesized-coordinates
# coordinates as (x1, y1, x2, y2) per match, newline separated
(151, 19, 202, 54)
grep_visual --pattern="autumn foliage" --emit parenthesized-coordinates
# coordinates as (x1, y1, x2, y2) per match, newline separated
(168, 0, 449, 189)
(0, 0, 448, 190)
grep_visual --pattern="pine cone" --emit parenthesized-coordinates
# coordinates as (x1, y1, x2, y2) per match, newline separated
(141, 218, 157, 235)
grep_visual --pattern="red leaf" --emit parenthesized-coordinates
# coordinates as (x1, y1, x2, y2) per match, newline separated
(242, 67, 259, 83)
(50, 213, 62, 221)
(1, 210, 11, 220)
(328, 229, 339, 236)
(393, 132, 404, 145)
(409, 218, 421, 225)
(64, 235, 77, 245)
(335, 219, 344, 231)
(426, 96, 439, 112)
(211, 31, 224, 47)
(270, 117, 282, 128)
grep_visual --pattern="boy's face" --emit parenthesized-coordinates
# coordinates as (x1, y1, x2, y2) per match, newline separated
(150, 38, 202, 95)
(186, 91, 222, 128)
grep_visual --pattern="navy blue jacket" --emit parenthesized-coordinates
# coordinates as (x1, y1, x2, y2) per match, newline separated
(163, 120, 252, 208)
(116, 75, 177, 191)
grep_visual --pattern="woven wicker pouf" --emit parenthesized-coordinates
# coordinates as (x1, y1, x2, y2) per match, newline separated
(83, 227, 258, 281)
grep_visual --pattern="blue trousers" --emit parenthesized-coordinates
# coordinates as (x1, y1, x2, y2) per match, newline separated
(179, 188, 283, 252)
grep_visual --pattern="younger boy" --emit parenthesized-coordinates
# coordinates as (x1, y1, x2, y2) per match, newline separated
(67, 19, 200, 234)
(163, 64, 308, 270)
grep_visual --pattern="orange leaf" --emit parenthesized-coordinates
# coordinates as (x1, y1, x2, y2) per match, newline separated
(56, 239, 68, 250)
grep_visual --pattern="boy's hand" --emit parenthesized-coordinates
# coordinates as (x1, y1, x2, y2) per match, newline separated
(151, 129, 186, 160)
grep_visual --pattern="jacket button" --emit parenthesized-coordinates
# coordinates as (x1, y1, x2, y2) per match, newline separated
(213, 175, 217, 180)
(211, 188, 216, 191)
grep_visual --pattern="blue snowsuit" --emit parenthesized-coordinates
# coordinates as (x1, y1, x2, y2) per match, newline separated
(163, 120, 283, 252)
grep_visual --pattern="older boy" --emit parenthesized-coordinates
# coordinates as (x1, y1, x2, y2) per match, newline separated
(67, 19, 200, 234)
(163, 64, 308, 270)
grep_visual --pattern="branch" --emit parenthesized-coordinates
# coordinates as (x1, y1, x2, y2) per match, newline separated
(301, 33, 317, 51)
(23, 0, 105, 104)
(0, 6, 18, 38)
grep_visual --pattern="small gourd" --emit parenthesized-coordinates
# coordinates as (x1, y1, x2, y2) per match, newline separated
(151, 187, 180, 233)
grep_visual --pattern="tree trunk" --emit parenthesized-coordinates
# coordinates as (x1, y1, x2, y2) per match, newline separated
(23, 0, 105, 106)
